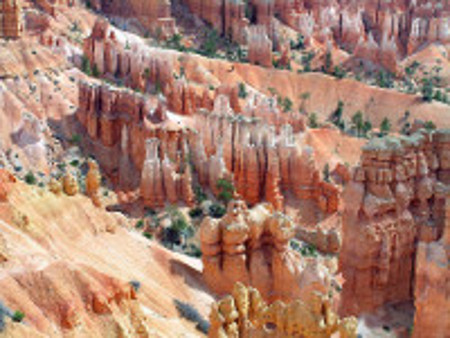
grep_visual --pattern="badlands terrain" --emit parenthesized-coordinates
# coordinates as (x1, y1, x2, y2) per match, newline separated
(0, 0, 449, 337)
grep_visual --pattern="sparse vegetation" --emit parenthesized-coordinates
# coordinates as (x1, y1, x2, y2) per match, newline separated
(376, 69, 394, 89)
(217, 178, 235, 205)
(238, 82, 248, 99)
(24, 172, 37, 185)
(189, 207, 203, 218)
(323, 163, 330, 183)
(135, 219, 145, 229)
(308, 113, 319, 128)
(81, 55, 92, 76)
(129, 280, 141, 293)
(424, 120, 436, 131)
(12, 311, 25, 323)
(174, 299, 210, 334)
(421, 78, 434, 102)
(330, 100, 345, 130)
(380, 117, 391, 136)
(209, 203, 226, 219)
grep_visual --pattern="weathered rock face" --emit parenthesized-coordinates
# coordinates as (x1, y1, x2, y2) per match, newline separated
(92, 0, 176, 37)
(340, 130, 450, 316)
(412, 193, 450, 338)
(85, 159, 102, 207)
(181, 0, 249, 43)
(193, 99, 336, 213)
(0, 0, 22, 39)
(200, 201, 335, 303)
(62, 172, 78, 196)
(0, 169, 16, 202)
(273, 0, 449, 71)
(209, 282, 358, 338)
(248, 25, 273, 67)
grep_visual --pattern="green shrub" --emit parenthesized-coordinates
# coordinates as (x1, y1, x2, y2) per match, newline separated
(424, 120, 436, 131)
(238, 82, 247, 99)
(380, 117, 391, 135)
(209, 203, 226, 219)
(92, 63, 100, 77)
(189, 207, 203, 218)
(12, 311, 25, 323)
(81, 55, 91, 76)
(24, 172, 37, 185)
(376, 69, 394, 88)
(129, 280, 141, 292)
(174, 300, 210, 334)
(421, 78, 434, 102)
(300, 244, 318, 257)
(70, 133, 82, 144)
(308, 113, 318, 128)
(194, 186, 207, 204)
(135, 219, 145, 229)
(143, 232, 153, 240)
(216, 178, 235, 204)
(323, 163, 330, 183)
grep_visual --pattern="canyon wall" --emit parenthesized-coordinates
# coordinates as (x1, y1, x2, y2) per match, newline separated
(92, 0, 176, 36)
(200, 201, 337, 303)
(340, 130, 450, 315)
(412, 194, 450, 338)
(0, 0, 22, 39)
(208, 282, 357, 338)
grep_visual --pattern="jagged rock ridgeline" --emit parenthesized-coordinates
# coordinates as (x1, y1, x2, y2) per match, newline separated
(209, 282, 357, 338)
(200, 201, 337, 302)
(0, 0, 22, 39)
(340, 129, 450, 316)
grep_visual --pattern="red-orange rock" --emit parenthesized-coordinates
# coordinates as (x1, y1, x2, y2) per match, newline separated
(200, 201, 335, 303)
(0, 0, 23, 39)
(0, 169, 16, 202)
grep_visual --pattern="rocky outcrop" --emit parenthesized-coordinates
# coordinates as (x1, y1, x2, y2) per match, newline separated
(92, 0, 176, 37)
(412, 192, 450, 338)
(209, 282, 357, 338)
(85, 159, 102, 207)
(248, 26, 273, 68)
(181, 0, 249, 43)
(62, 173, 78, 196)
(200, 201, 335, 303)
(0, 169, 16, 202)
(0, 0, 22, 39)
(340, 130, 450, 315)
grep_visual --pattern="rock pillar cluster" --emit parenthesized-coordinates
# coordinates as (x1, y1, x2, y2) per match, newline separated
(248, 25, 273, 67)
(340, 130, 450, 316)
(200, 201, 335, 303)
(92, 0, 176, 37)
(0, 0, 22, 39)
(209, 282, 357, 338)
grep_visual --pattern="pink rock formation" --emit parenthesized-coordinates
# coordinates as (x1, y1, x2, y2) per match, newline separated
(340, 130, 450, 316)
(181, 0, 249, 43)
(248, 25, 273, 68)
(0, 0, 22, 39)
(200, 201, 335, 303)
(413, 193, 450, 338)
(0, 169, 16, 202)
(92, 0, 176, 37)
(85, 159, 102, 207)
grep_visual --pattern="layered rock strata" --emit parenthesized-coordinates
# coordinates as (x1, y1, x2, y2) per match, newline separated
(92, 0, 176, 37)
(0, 0, 22, 39)
(340, 130, 450, 315)
(412, 190, 450, 337)
(200, 201, 335, 302)
(77, 81, 194, 207)
(209, 282, 357, 338)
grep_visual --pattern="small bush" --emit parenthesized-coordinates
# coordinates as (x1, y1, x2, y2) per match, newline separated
(216, 178, 235, 204)
(24, 172, 37, 185)
(300, 244, 318, 257)
(189, 207, 203, 218)
(209, 203, 226, 219)
(174, 299, 210, 334)
(143, 232, 153, 240)
(81, 55, 91, 76)
(380, 117, 391, 135)
(135, 219, 145, 229)
(185, 244, 202, 258)
(70, 134, 82, 144)
(308, 113, 319, 128)
(424, 120, 436, 131)
(12, 311, 25, 323)
(238, 82, 248, 99)
(323, 163, 330, 183)
(421, 78, 434, 102)
(92, 63, 100, 77)
(70, 159, 80, 167)
(194, 186, 207, 204)
(129, 280, 141, 293)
